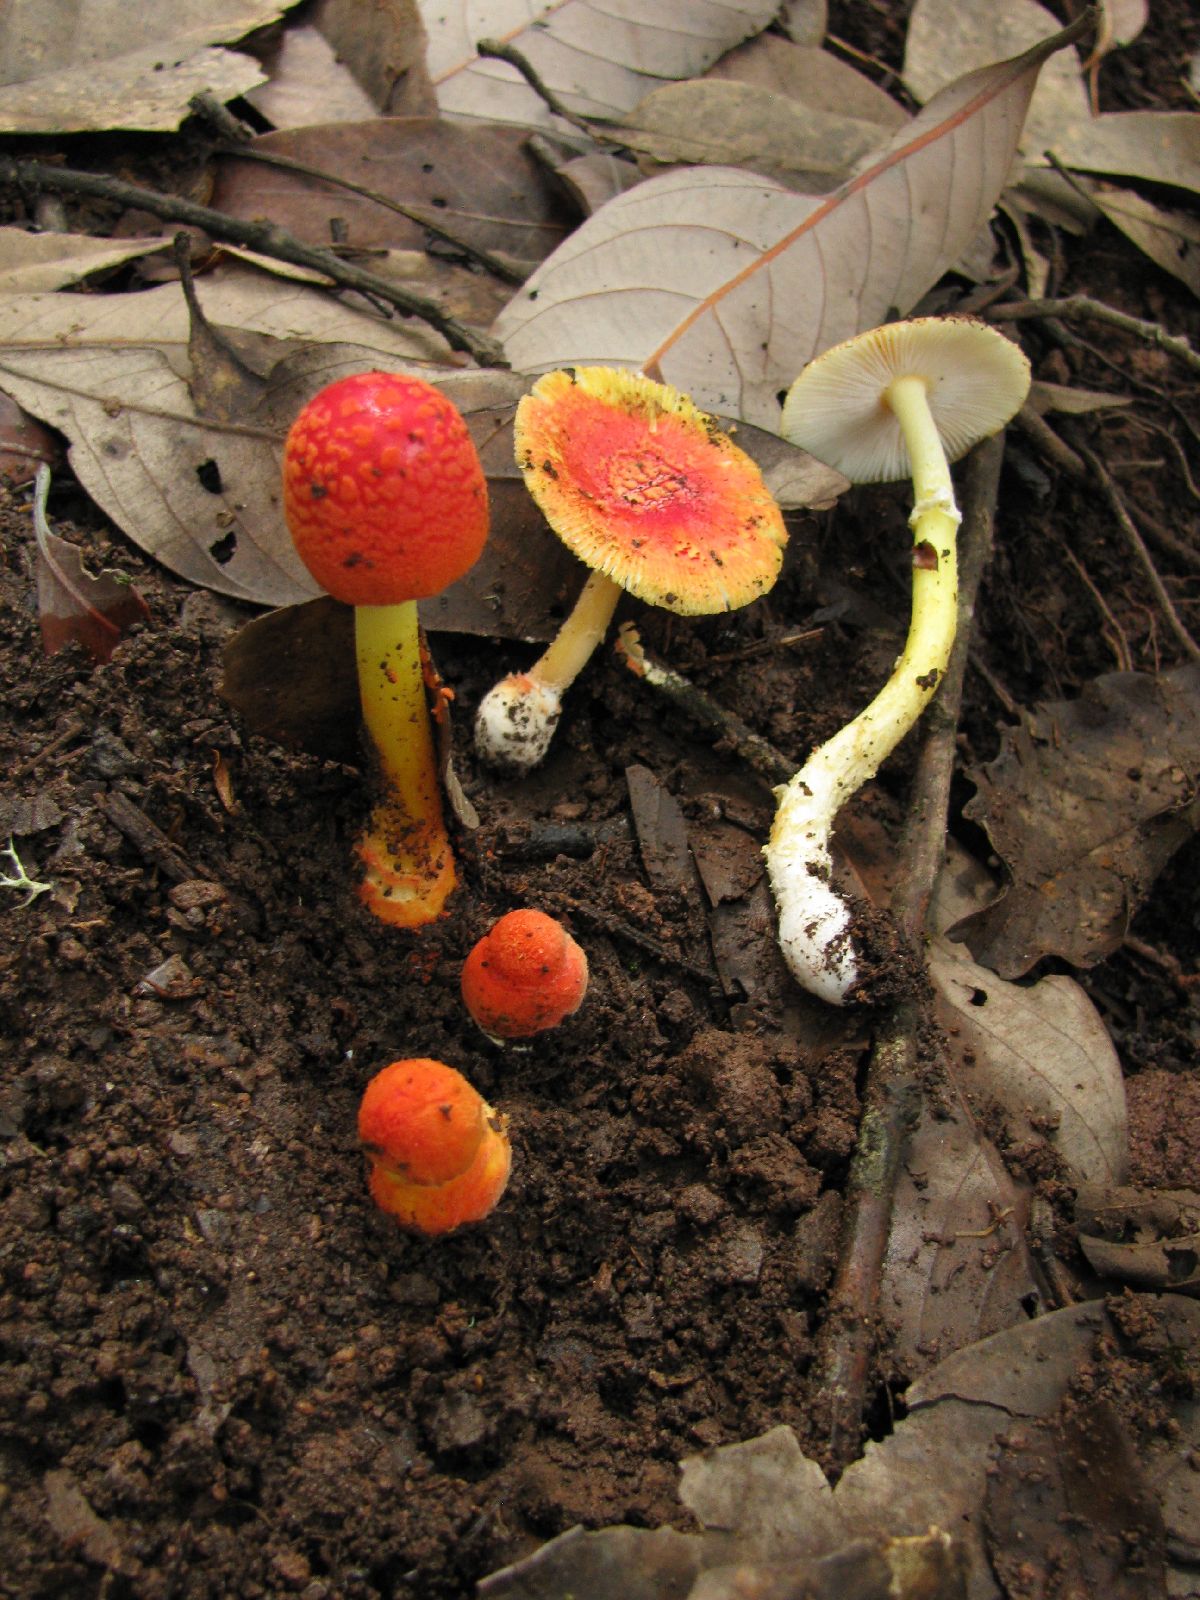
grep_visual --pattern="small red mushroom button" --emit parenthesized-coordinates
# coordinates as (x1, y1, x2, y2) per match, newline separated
(461, 910, 588, 1041)
(358, 1058, 512, 1235)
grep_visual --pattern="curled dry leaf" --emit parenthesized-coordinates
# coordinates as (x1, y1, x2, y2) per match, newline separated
(1053, 110, 1200, 195)
(420, 0, 781, 131)
(32, 467, 151, 665)
(954, 667, 1200, 979)
(0, 228, 173, 294)
(495, 20, 1088, 427)
(1076, 1183, 1200, 1295)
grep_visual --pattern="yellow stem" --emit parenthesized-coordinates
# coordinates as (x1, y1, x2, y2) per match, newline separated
(353, 601, 456, 927)
(533, 570, 623, 693)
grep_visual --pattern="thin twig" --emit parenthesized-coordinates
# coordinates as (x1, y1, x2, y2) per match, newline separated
(1013, 403, 1087, 480)
(811, 436, 1006, 1475)
(989, 295, 1200, 377)
(613, 623, 794, 787)
(475, 39, 607, 144)
(1079, 445, 1200, 662)
(0, 156, 506, 367)
(1061, 545, 1134, 671)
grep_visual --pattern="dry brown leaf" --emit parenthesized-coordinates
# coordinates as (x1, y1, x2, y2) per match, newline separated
(777, 0, 828, 47)
(0, 0, 295, 133)
(1076, 1183, 1200, 1295)
(1053, 110, 1200, 194)
(706, 35, 907, 135)
(0, 229, 173, 293)
(482, 1299, 1200, 1600)
(954, 667, 1200, 978)
(903, 0, 1090, 158)
(495, 21, 1086, 427)
(33, 466, 151, 664)
(618, 79, 886, 192)
(243, 25, 381, 127)
(1026, 378, 1133, 415)
(1087, 180, 1200, 297)
(288, 0, 432, 117)
(421, 0, 781, 131)
(213, 119, 570, 266)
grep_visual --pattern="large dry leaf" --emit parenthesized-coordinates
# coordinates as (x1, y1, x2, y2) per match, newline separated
(954, 668, 1200, 978)
(1053, 110, 1200, 194)
(213, 119, 570, 265)
(707, 35, 907, 135)
(261, 0, 433, 118)
(0, 229, 173, 294)
(494, 22, 1085, 428)
(0, 0, 296, 133)
(481, 1298, 1200, 1600)
(903, 0, 1090, 158)
(243, 25, 382, 127)
(617, 80, 888, 192)
(421, 0, 780, 131)
(931, 946, 1128, 1187)
(0, 262, 461, 368)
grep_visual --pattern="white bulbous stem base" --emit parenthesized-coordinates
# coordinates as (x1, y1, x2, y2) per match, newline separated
(474, 570, 622, 772)
(766, 374, 961, 1004)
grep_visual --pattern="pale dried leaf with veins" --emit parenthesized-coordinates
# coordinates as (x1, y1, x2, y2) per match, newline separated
(903, 0, 1090, 158)
(704, 35, 908, 136)
(0, 0, 296, 133)
(0, 229, 172, 294)
(1053, 111, 1200, 195)
(419, 0, 780, 130)
(495, 22, 1084, 427)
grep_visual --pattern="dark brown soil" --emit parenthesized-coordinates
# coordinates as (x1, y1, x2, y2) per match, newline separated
(2, 4, 1200, 1598)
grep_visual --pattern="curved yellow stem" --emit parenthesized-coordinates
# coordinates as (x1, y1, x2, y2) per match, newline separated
(354, 601, 456, 927)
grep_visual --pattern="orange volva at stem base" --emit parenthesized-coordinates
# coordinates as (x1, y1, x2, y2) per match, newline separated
(354, 601, 456, 927)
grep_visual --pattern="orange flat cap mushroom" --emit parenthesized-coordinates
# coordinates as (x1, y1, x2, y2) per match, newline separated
(283, 372, 489, 927)
(462, 909, 588, 1041)
(358, 1058, 512, 1235)
(475, 367, 787, 772)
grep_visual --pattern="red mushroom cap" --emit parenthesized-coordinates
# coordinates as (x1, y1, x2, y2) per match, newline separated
(461, 909, 588, 1040)
(283, 372, 489, 607)
(358, 1059, 511, 1235)
(514, 368, 786, 615)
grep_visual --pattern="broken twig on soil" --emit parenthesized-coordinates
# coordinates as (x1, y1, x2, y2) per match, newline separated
(990, 295, 1200, 378)
(0, 157, 506, 367)
(811, 435, 1006, 1475)
(1079, 445, 1200, 663)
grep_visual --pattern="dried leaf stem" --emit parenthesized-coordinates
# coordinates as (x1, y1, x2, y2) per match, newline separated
(0, 156, 506, 368)
(813, 436, 1006, 1475)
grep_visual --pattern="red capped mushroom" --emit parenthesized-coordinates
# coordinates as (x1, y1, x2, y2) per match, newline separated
(474, 367, 787, 772)
(283, 372, 488, 926)
(461, 909, 588, 1041)
(358, 1058, 512, 1235)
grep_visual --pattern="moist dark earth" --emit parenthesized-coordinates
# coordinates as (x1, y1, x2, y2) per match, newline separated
(2, 4, 1200, 1597)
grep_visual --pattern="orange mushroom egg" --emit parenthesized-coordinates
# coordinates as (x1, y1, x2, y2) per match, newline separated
(461, 909, 588, 1041)
(357, 1058, 511, 1235)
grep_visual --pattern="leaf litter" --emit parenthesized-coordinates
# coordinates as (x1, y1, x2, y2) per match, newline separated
(0, 0, 1198, 1594)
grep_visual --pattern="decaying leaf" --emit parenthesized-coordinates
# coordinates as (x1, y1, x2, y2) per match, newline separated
(243, 24, 381, 127)
(1086, 180, 1200, 297)
(706, 34, 907, 137)
(984, 1399, 1166, 1599)
(245, 0, 433, 120)
(1076, 1183, 1200, 1294)
(213, 118, 571, 266)
(903, 0, 1091, 159)
(32, 466, 151, 665)
(1026, 378, 1133, 416)
(480, 1298, 1200, 1600)
(617, 79, 889, 192)
(495, 21, 1088, 427)
(0, 0, 296, 134)
(953, 667, 1200, 978)
(1054, 111, 1200, 195)
(0, 228, 173, 294)
(420, 0, 780, 132)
